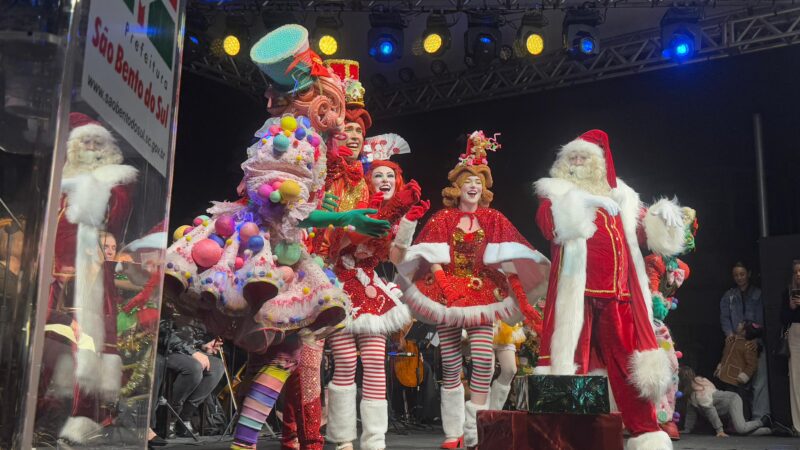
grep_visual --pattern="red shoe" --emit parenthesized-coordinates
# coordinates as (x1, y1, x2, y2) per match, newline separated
(441, 436, 464, 449)
(660, 421, 681, 441)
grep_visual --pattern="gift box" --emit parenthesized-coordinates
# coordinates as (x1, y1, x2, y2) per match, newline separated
(528, 375, 610, 415)
(477, 410, 623, 450)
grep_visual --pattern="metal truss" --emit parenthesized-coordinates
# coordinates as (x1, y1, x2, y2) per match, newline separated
(182, 4, 800, 115)
(366, 5, 800, 118)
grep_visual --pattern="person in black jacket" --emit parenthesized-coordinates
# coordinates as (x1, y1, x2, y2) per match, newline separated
(158, 315, 225, 438)
(780, 260, 800, 435)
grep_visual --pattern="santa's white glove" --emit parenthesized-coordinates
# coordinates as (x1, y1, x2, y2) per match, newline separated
(650, 199, 683, 228)
(584, 195, 620, 216)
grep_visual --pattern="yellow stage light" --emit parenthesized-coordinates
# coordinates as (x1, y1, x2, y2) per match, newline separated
(318, 34, 338, 56)
(423, 33, 443, 54)
(525, 33, 544, 56)
(223, 35, 241, 56)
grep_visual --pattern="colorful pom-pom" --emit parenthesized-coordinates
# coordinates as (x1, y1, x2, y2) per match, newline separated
(274, 134, 291, 151)
(173, 225, 191, 242)
(239, 222, 259, 244)
(247, 235, 265, 253)
(675, 351, 683, 359)
(298, 116, 311, 128)
(295, 127, 306, 140)
(191, 239, 224, 267)
(269, 190, 282, 203)
(268, 125, 281, 135)
(278, 179, 301, 203)
(258, 183, 275, 200)
(302, 287, 310, 295)
(234, 256, 244, 270)
(208, 234, 225, 247)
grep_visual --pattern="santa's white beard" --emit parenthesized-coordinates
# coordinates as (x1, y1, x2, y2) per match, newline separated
(550, 156, 611, 196)
(63, 139, 123, 178)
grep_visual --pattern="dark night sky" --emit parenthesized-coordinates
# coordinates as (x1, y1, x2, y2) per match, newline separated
(173, 44, 800, 401)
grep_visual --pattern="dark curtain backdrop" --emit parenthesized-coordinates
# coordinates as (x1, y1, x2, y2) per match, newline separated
(173, 43, 800, 400)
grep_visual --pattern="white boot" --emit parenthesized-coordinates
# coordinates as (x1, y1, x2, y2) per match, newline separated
(440, 384, 466, 441)
(326, 383, 357, 445)
(359, 399, 388, 450)
(488, 380, 512, 411)
(626, 430, 672, 450)
(464, 400, 488, 448)
(59, 416, 103, 444)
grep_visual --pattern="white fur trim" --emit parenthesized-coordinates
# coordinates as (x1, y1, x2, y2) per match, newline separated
(73, 223, 106, 368)
(400, 279, 522, 327)
(347, 303, 412, 335)
(326, 383, 358, 444)
(62, 165, 137, 226)
(532, 365, 550, 375)
(630, 349, 672, 402)
(100, 353, 122, 402)
(549, 239, 587, 375)
(464, 400, 487, 447)
(534, 178, 598, 242)
(644, 199, 685, 257)
(441, 385, 466, 439)
(484, 242, 548, 266)
(69, 123, 114, 143)
(489, 380, 512, 410)
(392, 218, 417, 250)
(396, 242, 450, 280)
(486, 242, 551, 301)
(125, 231, 168, 251)
(625, 430, 673, 450)
(558, 138, 605, 160)
(59, 416, 103, 444)
(359, 399, 388, 450)
(588, 368, 618, 412)
(51, 353, 75, 398)
(75, 348, 101, 392)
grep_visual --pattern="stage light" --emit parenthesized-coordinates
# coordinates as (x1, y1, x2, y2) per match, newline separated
(312, 15, 342, 57)
(368, 12, 405, 63)
(515, 11, 547, 57)
(499, 45, 514, 63)
(563, 8, 601, 58)
(422, 13, 452, 56)
(464, 13, 501, 68)
(431, 59, 448, 76)
(398, 67, 416, 83)
(660, 8, 702, 61)
(222, 35, 240, 56)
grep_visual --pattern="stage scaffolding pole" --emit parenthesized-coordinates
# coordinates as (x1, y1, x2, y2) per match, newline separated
(753, 113, 769, 238)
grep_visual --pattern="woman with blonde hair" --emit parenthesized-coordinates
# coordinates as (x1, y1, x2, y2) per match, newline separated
(397, 131, 549, 449)
(780, 259, 800, 434)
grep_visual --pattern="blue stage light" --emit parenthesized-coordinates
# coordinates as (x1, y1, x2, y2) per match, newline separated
(479, 36, 493, 44)
(662, 32, 696, 60)
(368, 13, 405, 63)
(379, 39, 394, 56)
(660, 8, 701, 62)
(579, 37, 595, 54)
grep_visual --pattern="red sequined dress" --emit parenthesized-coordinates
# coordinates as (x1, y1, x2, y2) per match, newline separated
(397, 207, 550, 328)
(326, 195, 414, 335)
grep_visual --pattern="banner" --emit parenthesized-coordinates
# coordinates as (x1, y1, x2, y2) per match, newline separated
(81, 0, 180, 176)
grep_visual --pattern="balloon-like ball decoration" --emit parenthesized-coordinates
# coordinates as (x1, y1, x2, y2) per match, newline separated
(192, 239, 224, 267)
(274, 134, 291, 152)
(247, 235, 265, 253)
(173, 225, 191, 242)
(278, 266, 295, 283)
(214, 215, 236, 238)
(280, 115, 298, 132)
(193, 215, 210, 226)
(257, 183, 275, 200)
(269, 190, 282, 203)
(278, 179, 301, 203)
(208, 234, 226, 248)
(675, 351, 683, 359)
(239, 222, 260, 245)
(234, 256, 244, 270)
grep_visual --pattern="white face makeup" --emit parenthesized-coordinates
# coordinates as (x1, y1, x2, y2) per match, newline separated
(370, 166, 396, 201)
(459, 175, 483, 210)
(333, 122, 364, 161)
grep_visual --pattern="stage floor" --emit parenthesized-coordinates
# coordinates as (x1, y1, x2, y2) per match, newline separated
(166, 429, 800, 449)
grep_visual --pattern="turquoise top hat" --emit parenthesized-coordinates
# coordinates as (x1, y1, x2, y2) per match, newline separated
(250, 24, 315, 93)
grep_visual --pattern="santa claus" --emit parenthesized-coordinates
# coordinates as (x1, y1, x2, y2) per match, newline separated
(45, 112, 137, 444)
(533, 130, 686, 450)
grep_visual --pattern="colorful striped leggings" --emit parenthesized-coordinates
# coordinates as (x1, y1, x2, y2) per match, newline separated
(438, 325, 495, 395)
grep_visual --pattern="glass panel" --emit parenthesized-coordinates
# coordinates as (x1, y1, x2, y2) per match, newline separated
(1, 0, 185, 447)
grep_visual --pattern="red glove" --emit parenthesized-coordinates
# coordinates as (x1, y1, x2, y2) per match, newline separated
(334, 145, 353, 159)
(368, 191, 384, 209)
(395, 180, 422, 207)
(405, 199, 430, 221)
(434, 270, 462, 303)
(508, 274, 542, 335)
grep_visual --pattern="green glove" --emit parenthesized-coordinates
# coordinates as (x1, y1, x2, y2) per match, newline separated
(321, 193, 339, 212)
(300, 209, 390, 238)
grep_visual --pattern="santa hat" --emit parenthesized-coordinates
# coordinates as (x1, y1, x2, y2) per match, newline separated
(68, 112, 115, 143)
(124, 221, 168, 252)
(558, 129, 617, 189)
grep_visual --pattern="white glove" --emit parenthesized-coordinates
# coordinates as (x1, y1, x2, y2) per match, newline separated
(584, 195, 620, 216)
(650, 200, 683, 228)
(737, 372, 750, 384)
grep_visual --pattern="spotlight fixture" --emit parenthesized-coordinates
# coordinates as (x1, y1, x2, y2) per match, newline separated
(422, 13, 451, 56)
(215, 14, 250, 58)
(398, 67, 416, 83)
(660, 7, 702, 61)
(430, 59, 448, 76)
(312, 15, 342, 57)
(563, 8, 601, 58)
(464, 13, 502, 68)
(515, 11, 547, 57)
(368, 12, 405, 63)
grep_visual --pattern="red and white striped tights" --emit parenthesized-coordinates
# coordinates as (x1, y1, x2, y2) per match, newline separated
(328, 333, 387, 400)
(438, 325, 495, 403)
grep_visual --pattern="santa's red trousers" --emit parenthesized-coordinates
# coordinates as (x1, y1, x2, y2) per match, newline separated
(280, 342, 324, 450)
(575, 297, 660, 437)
